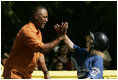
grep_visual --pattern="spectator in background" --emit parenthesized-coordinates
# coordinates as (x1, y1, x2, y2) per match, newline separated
(1, 52, 9, 77)
(52, 42, 78, 70)
(103, 50, 112, 70)
(55, 60, 64, 71)
(1, 52, 9, 66)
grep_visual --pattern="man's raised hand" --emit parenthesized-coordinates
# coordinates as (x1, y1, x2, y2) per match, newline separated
(54, 22, 68, 36)
(54, 24, 61, 35)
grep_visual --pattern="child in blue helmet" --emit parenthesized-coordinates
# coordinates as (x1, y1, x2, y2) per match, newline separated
(54, 22, 109, 79)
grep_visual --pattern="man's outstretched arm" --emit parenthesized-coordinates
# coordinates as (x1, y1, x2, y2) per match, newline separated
(39, 36, 63, 53)
(39, 22, 68, 53)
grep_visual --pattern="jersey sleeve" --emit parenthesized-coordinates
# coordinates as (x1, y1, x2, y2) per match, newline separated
(87, 56, 103, 79)
(19, 27, 44, 52)
(73, 44, 88, 56)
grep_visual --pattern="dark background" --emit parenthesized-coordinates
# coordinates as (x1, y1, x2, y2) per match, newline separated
(1, 1, 117, 69)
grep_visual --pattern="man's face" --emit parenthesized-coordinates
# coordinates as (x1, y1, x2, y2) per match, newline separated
(35, 9, 48, 28)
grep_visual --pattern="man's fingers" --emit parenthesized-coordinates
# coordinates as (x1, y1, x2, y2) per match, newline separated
(56, 24, 60, 27)
(54, 24, 61, 30)
(54, 26, 57, 29)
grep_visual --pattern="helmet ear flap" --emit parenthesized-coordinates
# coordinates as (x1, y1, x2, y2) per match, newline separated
(90, 42, 94, 48)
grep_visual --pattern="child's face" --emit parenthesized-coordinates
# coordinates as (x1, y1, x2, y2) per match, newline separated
(86, 36, 92, 50)
(56, 62, 63, 70)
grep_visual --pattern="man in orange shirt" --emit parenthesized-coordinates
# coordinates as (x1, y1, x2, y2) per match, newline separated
(3, 6, 64, 79)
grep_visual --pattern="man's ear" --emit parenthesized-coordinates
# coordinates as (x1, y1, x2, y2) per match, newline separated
(35, 14, 39, 20)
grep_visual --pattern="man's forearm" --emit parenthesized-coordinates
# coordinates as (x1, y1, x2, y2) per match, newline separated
(40, 36, 62, 53)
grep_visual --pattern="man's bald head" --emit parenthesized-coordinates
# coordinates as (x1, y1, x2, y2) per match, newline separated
(32, 6, 47, 14)
(31, 6, 47, 20)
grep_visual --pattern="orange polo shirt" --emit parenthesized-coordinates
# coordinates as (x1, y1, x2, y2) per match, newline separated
(3, 22, 44, 79)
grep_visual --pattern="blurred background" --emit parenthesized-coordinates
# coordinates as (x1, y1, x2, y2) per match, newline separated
(1, 1, 117, 70)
